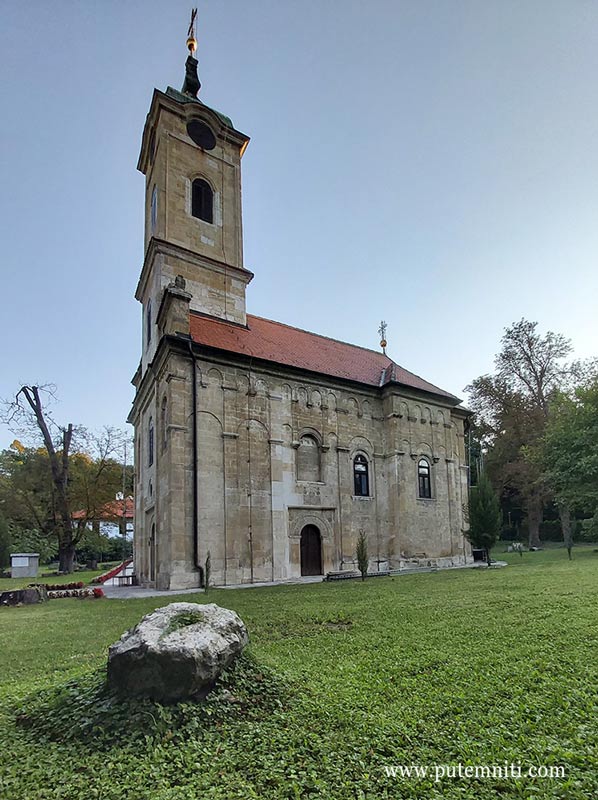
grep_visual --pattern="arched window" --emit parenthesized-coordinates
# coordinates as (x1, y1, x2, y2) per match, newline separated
(353, 454, 369, 496)
(148, 417, 154, 467)
(149, 521, 156, 582)
(135, 434, 140, 479)
(297, 435, 321, 482)
(148, 128, 156, 164)
(418, 458, 431, 498)
(191, 178, 213, 223)
(150, 185, 157, 233)
(160, 396, 168, 450)
(146, 299, 152, 345)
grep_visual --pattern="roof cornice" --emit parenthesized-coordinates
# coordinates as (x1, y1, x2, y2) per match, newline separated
(135, 237, 254, 303)
(137, 88, 250, 174)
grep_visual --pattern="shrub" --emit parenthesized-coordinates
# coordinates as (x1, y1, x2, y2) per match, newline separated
(356, 531, 369, 581)
(204, 550, 211, 594)
(466, 472, 501, 566)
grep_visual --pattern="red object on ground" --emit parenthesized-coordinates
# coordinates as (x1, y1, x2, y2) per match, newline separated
(92, 558, 133, 584)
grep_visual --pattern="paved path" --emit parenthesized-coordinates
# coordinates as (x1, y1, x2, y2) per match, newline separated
(103, 586, 204, 599)
(102, 575, 323, 600)
(101, 563, 507, 600)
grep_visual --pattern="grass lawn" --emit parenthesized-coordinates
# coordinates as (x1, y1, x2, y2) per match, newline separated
(1, 547, 597, 799)
(0, 566, 117, 591)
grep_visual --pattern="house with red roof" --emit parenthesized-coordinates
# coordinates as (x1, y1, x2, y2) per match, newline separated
(72, 496, 134, 538)
(128, 33, 472, 590)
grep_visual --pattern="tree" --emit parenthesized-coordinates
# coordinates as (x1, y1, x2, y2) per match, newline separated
(1, 386, 131, 573)
(76, 526, 132, 565)
(466, 472, 501, 566)
(535, 382, 598, 557)
(356, 530, 369, 581)
(466, 320, 572, 547)
(8, 526, 58, 564)
(0, 514, 10, 570)
(495, 319, 571, 414)
(5, 386, 75, 571)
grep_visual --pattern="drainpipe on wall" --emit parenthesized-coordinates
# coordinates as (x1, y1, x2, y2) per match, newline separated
(187, 339, 204, 587)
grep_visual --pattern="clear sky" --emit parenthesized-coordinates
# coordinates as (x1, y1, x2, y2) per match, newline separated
(1, 0, 597, 448)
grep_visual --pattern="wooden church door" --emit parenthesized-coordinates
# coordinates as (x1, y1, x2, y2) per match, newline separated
(300, 525, 323, 576)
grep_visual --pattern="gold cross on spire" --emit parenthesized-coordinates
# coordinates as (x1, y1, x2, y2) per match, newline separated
(187, 8, 198, 54)
(378, 320, 388, 355)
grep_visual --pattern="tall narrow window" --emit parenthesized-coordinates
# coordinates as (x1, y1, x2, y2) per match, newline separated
(146, 299, 152, 345)
(149, 522, 156, 582)
(191, 178, 213, 223)
(353, 454, 369, 496)
(160, 396, 168, 450)
(148, 417, 154, 467)
(297, 435, 321, 482)
(150, 185, 157, 233)
(418, 458, 431, 498)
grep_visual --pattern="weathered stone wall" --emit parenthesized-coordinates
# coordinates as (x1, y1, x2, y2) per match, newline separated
(133, 346, 472, 589)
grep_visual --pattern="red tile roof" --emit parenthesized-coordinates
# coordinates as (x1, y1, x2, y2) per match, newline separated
(72, 497, 134, 521)
(189, 313, 459, 402)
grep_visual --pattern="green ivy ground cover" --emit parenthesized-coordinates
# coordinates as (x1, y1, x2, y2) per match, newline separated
(0, 547, 596, 799)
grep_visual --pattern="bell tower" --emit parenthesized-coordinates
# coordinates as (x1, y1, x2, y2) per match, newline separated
(135, 12, 253, 370)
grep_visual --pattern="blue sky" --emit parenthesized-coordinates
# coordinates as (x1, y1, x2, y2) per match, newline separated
(1, 1, 597, 448)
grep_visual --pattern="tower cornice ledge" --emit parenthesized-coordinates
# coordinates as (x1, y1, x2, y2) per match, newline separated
(135, 237, 254, 302)
(137, 88, 250, 174)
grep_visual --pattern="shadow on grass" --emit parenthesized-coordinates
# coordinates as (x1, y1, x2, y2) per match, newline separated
(14, 652, 292, 749)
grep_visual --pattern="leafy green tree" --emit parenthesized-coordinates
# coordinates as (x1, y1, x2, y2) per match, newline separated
(0, 514, 10, 569)
(0, 386, 131, 573)
(535, 383, 598, 556)
(466, 472, 501, 566)
(356, 530, 369, 581)
(466, 320, 572, 547)
(9, 526, 58, 564)
(75, 525, 132, 566)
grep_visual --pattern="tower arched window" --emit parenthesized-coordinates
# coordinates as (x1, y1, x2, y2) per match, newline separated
(146, 299, 152, 345)
(148, 129, 156, 164)
(191, 178, 214, 224)
(150, 185, 158, 233)
(160, 396, 168, 450)
(148, 417, 154, 467)
(353, 454, 370, 497)
(418, 458, 431, 499)
(297, 435, 321, 482)
(135, 434, 140, 479)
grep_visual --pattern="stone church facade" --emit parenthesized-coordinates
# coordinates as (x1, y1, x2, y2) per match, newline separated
(129, 42, 472, 590)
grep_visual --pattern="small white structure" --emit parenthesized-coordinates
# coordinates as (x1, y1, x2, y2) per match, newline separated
(102, 560, 135, 587)
(10, 553, 40, 579)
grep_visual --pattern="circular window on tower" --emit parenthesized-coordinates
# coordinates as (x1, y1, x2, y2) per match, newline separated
(186, 119, 216, 150)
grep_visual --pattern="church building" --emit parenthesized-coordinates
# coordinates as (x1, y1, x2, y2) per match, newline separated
(129, 25, 472, 590)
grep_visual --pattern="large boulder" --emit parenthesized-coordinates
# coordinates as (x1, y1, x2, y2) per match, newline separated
(107, 602, 248, 701)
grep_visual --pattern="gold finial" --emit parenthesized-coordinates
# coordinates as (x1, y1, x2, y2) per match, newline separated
(182, 7, 201, 97)
(186, 8, 198, 55)
(378, 320, 388, 355)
